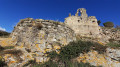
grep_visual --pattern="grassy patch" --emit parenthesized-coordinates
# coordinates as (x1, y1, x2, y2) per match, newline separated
(31, 60, 96, 67)
(0, 46, 14, 51)
(23, 60, 58, 67)
(0, 59, 7, 67)
(106, 43, 120, 48)
(0, 56, 7, 67)
(4, 46, 14, 50)
(23, 60, 36, 67)
(33, 60, 58, 67)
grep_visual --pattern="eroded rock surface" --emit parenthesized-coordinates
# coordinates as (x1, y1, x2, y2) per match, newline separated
(76, 49, 120, 67)
(4, 18, 76, 67)
(100, 27, 120, 43)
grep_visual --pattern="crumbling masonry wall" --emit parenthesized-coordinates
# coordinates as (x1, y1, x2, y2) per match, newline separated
(64, 8, 100, 37)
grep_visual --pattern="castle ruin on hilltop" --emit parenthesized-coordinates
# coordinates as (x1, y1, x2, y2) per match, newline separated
(64, 8, 101, 37)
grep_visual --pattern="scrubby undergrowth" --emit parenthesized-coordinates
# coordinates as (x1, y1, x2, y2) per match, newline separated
(23, 40, 106, 67)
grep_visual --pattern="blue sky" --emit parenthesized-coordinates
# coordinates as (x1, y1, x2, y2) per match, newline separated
(0, 0, 120, 32)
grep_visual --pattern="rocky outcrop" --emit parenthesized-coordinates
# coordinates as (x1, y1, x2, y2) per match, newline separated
(100, 27, 120, 43)
(3, 18, 76, 67)
(106, 48, 120, 62)
(76, 48, 120, 67)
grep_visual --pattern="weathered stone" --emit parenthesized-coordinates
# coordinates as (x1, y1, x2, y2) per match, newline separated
(100, 27, 120, 43)
(75, 49, 120, 67)
(106, 48, 120, 61)
(64, 8, 101, 38)
(6, 18, 76, 67)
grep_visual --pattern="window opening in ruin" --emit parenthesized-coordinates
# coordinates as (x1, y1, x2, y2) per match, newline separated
(78, 20, 80, 22)
(92, 21, 95, 23)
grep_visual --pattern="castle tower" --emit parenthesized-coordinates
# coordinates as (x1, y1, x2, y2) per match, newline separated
(64, 8, 101, 38)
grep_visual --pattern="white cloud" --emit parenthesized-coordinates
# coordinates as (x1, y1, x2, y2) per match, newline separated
(0, 26, 6, 31)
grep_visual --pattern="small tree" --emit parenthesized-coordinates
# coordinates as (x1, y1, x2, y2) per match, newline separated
(103, 22, 114, 27)
(97, 20, 101, 25)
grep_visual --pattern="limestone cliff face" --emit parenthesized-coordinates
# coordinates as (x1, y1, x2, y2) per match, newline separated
(4, 18, 76, 67)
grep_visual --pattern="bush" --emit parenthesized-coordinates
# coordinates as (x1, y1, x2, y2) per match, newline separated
(59, 40, 93, 60)
(27, 60, 96, 67)
(106, 43, 120, 48)
(0, 46, 14, 51)
(49, 40, 106, 61)
(32, 60, 96, 67)
(23, 60, 37, 67)
(49, 40, 93, 61)
(0, 46, 4, 51)
(0, 57, 7, 67)
(103, 22, 114, 27)
(33, 60, 58, 67)
(24, 60, 58, 67)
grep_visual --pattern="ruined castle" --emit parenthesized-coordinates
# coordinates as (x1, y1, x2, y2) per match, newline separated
(64, 8, 100, 37)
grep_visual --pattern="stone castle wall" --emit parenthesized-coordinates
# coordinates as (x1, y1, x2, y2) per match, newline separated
(64, 8, 100, 37)
(5, 18, 76, 67)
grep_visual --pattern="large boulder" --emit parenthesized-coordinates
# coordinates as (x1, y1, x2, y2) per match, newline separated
(4, 18, 76, 67)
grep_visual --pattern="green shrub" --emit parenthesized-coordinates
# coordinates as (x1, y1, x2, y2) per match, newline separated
(0, 57, 7, 67)
(23, 60, 36, 67)
(103, 22, 114, 27)
(32, 60, 58, 67)
(31, 60, 96, 67)
(0, 46, 14, 51)
(49, 40, 106, 61)
(62, 61, 96, 67)
(4, 46, 14, 50)
(0, 46, 4, 51)
(92, 43, 107, 54)
(106, 43, 120, 48)
(59, 40, 93, 60)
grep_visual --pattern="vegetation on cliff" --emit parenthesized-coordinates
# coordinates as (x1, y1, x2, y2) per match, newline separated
(103, 22, 114, 27)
